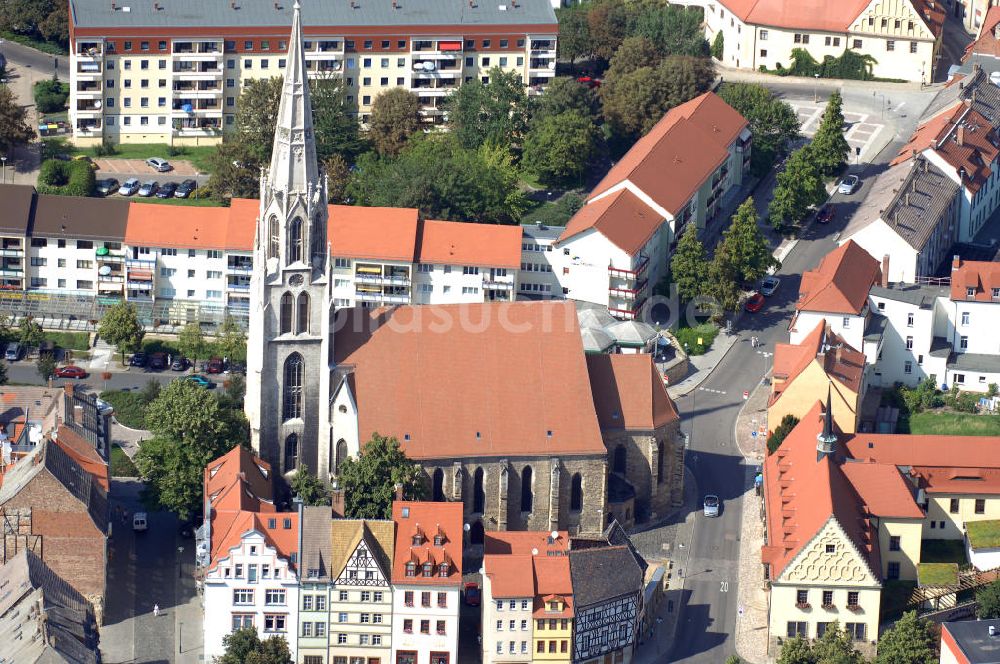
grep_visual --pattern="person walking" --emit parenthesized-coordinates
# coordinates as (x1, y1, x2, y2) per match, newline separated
(153, 603, 160, 617)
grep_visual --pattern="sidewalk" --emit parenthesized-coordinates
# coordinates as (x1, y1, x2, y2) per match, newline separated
(667, 331, 738, 398)
(3, 61, 45, 186)
(733, 378, 772, 664)
(715, 63, 931, 93)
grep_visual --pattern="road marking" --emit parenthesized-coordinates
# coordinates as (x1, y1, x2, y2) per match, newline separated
(698, 387, 727, 395)
(720, 581, 729, 592)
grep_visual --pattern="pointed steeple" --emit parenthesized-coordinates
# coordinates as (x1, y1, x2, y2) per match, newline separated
(816, 382, 837, 459)
(267, 0, 319, 195)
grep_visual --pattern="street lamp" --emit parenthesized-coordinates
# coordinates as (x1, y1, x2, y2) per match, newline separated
(0, 156, 6, 185)
(177, 545, 184, 653)
(758, 350, 773, 385)
(813, 73, 820, 103)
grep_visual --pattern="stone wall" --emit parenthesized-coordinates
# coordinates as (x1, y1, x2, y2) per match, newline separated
(602, 419, 683, 522)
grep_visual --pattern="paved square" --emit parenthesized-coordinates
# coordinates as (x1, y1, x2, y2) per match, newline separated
(790, 103, 886, 162)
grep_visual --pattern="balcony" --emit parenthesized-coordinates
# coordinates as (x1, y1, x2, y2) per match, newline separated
(75, 120, 103, 136)
(0, 248, 23, 257)
(172, 101, 222, 118)
(411, 39, 463, 57)
(530, 40, 557, 54)
(227, 280, 251, 292)
(609, 278, 648, 300)
(483, 279, 513, 290)
(172, 82, 223, 98)
(355, 274, 411, 286)
(76, 61, 102, 78)
(304, 40, 344, 54)
(75, 83, 103, 98)
(608, 254, 649, 280)
(76, 43, 104, 60)
(227, 262, 253, 274)
(355, 291, 409, 304)
(609, 304, 641, 320)
(173, 65, 223, 81)
(305, 59, 345, 75)
(529, 58, 557, 74)
(410, 82, 458, 96)
(127, 280, 153, 291)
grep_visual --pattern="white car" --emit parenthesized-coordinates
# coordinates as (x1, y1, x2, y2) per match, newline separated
(761, 276, 781, 297)
(118, 178, 141, 196)
(146, 157, 172, 172)
(838, 175, 860, 195)
(132, 512, 148, 532)
(703, 494, 720, 517)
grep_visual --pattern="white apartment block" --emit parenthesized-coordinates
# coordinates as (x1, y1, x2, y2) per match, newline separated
(482, 585, 534, 662)
(700, 0, 943, 83)
(67, 0, 557, 143)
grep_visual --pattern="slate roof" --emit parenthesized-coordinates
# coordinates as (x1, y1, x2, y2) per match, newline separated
(31, 194, 129, 241)
(923, 67, 1000, 124)
(0, 184, 34, 236)
(870, 283, 949, 307)
(942, 618, 1000, 663)
(568, 545, 644, 607)
(300, 505, 333, 582)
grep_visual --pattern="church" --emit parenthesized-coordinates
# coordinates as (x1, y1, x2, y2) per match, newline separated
(243, 3, 684, 536)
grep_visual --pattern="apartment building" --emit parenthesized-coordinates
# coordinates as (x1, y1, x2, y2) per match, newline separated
(520, 92, 751, 320)
(390, 501, 463, 664)
(67, 0, 557, 144)
(700, 0, 943, 83)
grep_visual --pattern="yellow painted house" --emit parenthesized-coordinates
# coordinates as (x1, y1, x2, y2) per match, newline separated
(769, 323, 866, 435)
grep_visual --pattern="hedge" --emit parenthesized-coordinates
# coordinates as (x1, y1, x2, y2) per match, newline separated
(33, 79, 70, 114)
(37, 159, 96, 197)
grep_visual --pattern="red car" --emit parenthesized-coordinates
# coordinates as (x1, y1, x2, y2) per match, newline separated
(576, 75, 601, 88)
(464, 582, 481, 606)
(54, 365, 87, 379)
(744, 293, 765, 313)
(206, 357, 224, 374)
(817, 204, 835, 224)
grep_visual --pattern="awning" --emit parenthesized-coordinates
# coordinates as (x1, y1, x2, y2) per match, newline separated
(439, 41, 462, 51)
(356, 266, 381, 274)
(128, 270, 153, 280)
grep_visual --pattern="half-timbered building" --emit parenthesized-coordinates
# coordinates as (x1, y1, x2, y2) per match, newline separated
(568, 546, 644, 664)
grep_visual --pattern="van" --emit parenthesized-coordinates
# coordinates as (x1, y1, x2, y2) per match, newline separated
(132, 512, 148, 532)
(5, 343, 23, 362)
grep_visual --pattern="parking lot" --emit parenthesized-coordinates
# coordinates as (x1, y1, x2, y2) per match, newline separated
(94, 157, 200, 176)
(790, 102, 887, 162)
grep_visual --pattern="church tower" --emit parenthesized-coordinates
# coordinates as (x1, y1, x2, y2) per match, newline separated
(245, 0, 334, 478)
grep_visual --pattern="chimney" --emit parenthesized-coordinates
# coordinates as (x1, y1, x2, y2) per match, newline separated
(958, 125, 966, 146)
(974, 62, 982, 73)
(394, 482, 404, 501)
(331, 480, 345, 518)
(953, 254, 962, 271)
(816, 383, 837, 459)
(881, 255, 890, 288)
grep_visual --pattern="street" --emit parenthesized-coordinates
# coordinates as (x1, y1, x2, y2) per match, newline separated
(4, 359, 228, 393)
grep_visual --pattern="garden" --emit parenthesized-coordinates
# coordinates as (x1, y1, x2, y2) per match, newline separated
(882, 378, 1000, 435)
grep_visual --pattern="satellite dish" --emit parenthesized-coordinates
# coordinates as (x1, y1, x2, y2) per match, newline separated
(98, 265, 112, 276)
(463, 523, 471, 532)
(531, 548, 539, 555)
(423, 60, 435, 71)
(550, 530, 559, 540)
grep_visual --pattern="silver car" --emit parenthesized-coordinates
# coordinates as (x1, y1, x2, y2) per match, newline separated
(838, 175, 860, 195)
(137, 180, 159, 197)
(703, 494, 720, 517)
(145, 157, 172, 172)
(118, 177, 141, 196)
(761, 276, 781, 297)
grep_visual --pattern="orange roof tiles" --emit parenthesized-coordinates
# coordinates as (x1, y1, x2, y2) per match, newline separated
(839, 461, 923, 518)
(843, 432, 1000, 480)
(328, 205, 419, 262)
(483, 530, 574, 611)
(587, 93, 747, 217)
(52, 425, 108, 492)
(485, 554, 536, 597)
(950, 258, 1000, 301)
(484, 530, 570, 555)
(532, 556, 574, 618)
(391, 501, 463, 585)
(770, 323, 865, 406)
(417, 219, 522, 269)
(964, 6, 1000, 60)
(797, 240, 880, 314)
(559, 189, 665, 255)
(334, 301, 607, 460)
(717, 0, 887, 32)
(125, 204, 233, 250)
(586, 354, 679, 430)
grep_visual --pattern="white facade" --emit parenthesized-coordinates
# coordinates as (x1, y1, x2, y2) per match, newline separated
(481, 592, 534, 663)
(790, 309, 868, 352)
(203, 530, 300, 660)
(390, 584, 460, 664)
(922, 145, 1000, 243)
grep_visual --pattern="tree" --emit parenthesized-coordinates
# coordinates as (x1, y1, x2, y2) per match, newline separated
(231, 76, 284, 167)
(628, 2, 708, 57)
(768, 145, 826, 230)
(36, 354, 56, 382)
(717, 83, 800, 175)
(523, 111, 599, 187)
(98, 301, 144, 364)
(706, 247, 743, 312)
(718, 198, 778, 284)
(217, 627, 293, 664)
(532, 77, 599, 124)
(33, 79, 70, 114)
(135, 381, 240, 518)
(601, 56, 714, 139)
(324, 154, 352, 203)
(777, 636, 815, 664)
(670, 224, 709, 302)
(368, 88, 422, 157)
(875, 611, 937, 664)
(725, 657, 744, 664)
(337, 433, 427, 519)
(18, 316, 44, 348)
(215, 315, 247, 364)
(0, 86, 34, 157)
(310, 75, 367, 163)
(767, 414, 799, 454)
(811, 622, 864, 663)
(978, 577, 1000, 618)
(443, 67, 530, 152)
(178, 322, 206, 364)
(587, 0, 630, 61)
(556, 4, 592, 64)
(711, 31, 724, 60)
(811, 91, 850, 175)
(289, 464, 331, 506)
(607, 36, 663, 78)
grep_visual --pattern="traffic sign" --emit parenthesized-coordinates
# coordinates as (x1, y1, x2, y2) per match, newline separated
(743, 390, 749, 400)
(751, 431, 757, 438)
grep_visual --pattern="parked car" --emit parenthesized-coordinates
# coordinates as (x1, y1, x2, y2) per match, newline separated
(703, 494, 720, 517)
(137, 180, 159, 197)
(129, 352, 147, 367)
(156, 181, 178, 198)
(817, 203, 835, 224)
(73, 154, 99, 171)
(175, 179, 198, 198)
(744, 293, 766, 313)
(54, 365, 87, 379)
(206, 357, 224, 374)
(838, 175, 860, 195)
(145, 157, 172, 172)
(760, 276, 781, 297)
(170, 356, 189, 371)
(149, 352, 167, 370)
(576, 75, 601, 88)
(132, 512, 148, 532)
(118, 178, 141, 196)
(95, 178, 120, 196)
(183, 374, 213, 388)
(4, 343, 22, 361)
(464, 582, 481, 606)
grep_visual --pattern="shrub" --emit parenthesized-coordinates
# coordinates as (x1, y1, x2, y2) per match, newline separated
(673, 323, 718, 356)
(111, 445, 139, 477)
(33, 79, 70, 114)
(767, 414, 799, 454)
(37, 158, 96, 197)
(93, 137, 118, 157)
(711, 31, 724, 60)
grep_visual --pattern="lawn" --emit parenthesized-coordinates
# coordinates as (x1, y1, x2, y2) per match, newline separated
(43, 330, 90, 351)
(0, 30, 67, 55)
(921, 539, 968, 564)
(131, 196, 223, 207)
(110, 444, 139, 477)
(908, 411, 1000, 436)
(100, 390, 148, 430)
(672, 323, 719, 356)
(967, 519, 1000, 549)
(918, 562, 959, 587)
(47, 141, 218, 173)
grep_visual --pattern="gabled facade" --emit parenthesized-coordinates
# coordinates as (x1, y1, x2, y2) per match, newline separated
(568, 546, 643, 664)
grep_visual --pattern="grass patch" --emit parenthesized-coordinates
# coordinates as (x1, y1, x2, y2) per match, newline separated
(0, 31, 68, 55)
(967, 519, 1000, 549)
(672, 322, 719, 356)
(43, 330, 90, 351)
(908, 411, 1000, 436)
(49, 142, 218, 173)
(141, 338, 181, 357)
(921, 539, 968, 564)
(130, 196, 223, 207)
(110, 444, 139, 477)
(918, 562, 959, 587)
(521, 192, 585, 227)
(100, 390, 148, 429)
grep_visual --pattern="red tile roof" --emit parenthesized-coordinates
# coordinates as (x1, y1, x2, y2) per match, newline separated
(770, 323, 865, 407)
(485, 554, 536, 597)
(391, 501, 463, 585)
(558, 189, 665, 255)
(417, 219, 522, 269)
(586, 354, 679, 430)
(484, 530, 570, 555)
(963, 6, 1000, 60)
(532, 556, 574, 618)
(334, 301, 608, 460)
(52, 425, 108, 492)
(950, 258, 1000, 301)
(587, 93, 747, 217)
(483, 531, 574, 611)
(716, 0, 936, 33)
(797, 240, 880, 314)
(125, 204, 255, 251)
(839, 461, 923, 518)
(328, 205, 419, 262)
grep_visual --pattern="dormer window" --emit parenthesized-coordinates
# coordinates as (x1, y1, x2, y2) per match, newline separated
(405, 562, 416, 577)
(433, 535, 444, 546)
(412, 533, 424, 546)
(548, 601, 559, 611)
(422, 562, 434, 577)
(439, 562, 449, 577)
(968, 287, 976, 298)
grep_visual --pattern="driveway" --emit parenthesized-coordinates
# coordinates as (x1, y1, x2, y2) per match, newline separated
(95, 158, 200, 176)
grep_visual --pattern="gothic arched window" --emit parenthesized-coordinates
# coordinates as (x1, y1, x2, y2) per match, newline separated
(335, 439, 348, 474)
(288, 217, 303, 264)
(284, 433, 298, 472)
(521, 466, 533, 513)
(570, 473, 583, 512)
(311, 213, 324, 259)
(613, 445, 627, 475)
(297, 292, 310, 334)
(657, 442, 665, 484)
(279, 292, 293, 335)
(268, 215, 279, 259)
(282, 353, 303, 420)
(473, 467, 485, 514)
(433, 468, 445, 502)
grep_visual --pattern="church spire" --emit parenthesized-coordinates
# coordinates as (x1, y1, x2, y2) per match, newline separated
(267, 0, 319, 195)
(816, 382, 837, 460)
